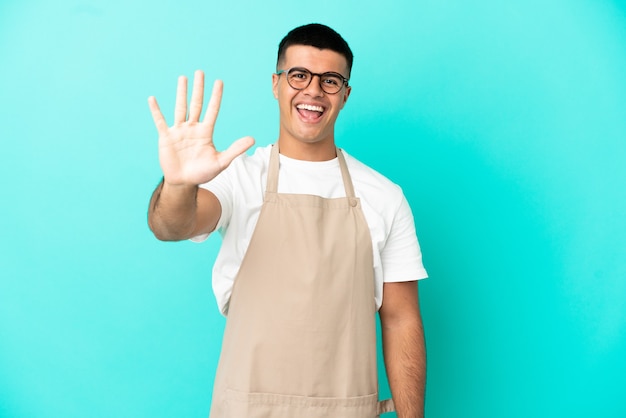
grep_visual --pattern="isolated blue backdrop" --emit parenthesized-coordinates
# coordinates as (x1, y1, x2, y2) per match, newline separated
(1, 0, 625, 417)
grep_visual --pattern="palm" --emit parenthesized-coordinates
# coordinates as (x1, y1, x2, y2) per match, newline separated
(158, 117, 223, 185)
(148, 71, 254, 186)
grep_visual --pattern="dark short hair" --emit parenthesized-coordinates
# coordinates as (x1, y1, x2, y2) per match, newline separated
(277, 23, 354, 75)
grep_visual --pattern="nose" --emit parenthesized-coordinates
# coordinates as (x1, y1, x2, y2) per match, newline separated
(302, 74, 324, 96)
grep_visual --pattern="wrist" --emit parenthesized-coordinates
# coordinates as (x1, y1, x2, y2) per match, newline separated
(161, 179, 199, 194)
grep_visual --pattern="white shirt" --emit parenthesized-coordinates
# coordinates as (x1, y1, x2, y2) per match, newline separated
(193, 144, 428, 315)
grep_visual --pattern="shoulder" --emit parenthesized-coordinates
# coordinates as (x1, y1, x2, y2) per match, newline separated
(341, 149, 404, 205)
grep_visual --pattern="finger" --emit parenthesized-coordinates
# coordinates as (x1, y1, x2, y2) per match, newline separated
(202, 79, 223, 126)
(217, 136, 255, 169)
(147, 96, 169, 134)
(188, 70, 205, 122)
(174, 75, 188, 124)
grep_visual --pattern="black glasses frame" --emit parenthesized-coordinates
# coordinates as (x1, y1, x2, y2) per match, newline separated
(276, 67, 349, 94)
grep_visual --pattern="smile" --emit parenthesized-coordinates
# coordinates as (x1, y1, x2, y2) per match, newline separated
(296, 103, 325, 121)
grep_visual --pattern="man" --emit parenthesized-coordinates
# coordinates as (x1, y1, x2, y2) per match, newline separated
(147, 24, 427, 418)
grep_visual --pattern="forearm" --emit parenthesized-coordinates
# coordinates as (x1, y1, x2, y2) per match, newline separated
(382, 317, 426, 418)
(148, 179, 199, 241)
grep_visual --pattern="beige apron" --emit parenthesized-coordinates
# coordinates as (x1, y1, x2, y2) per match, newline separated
(209, 144, 395, 417)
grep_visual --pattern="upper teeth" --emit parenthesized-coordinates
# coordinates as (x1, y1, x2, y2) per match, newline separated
(297, 104, 324, 112)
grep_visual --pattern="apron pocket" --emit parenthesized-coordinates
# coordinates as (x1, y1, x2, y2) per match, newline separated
(223, 389, 379, 418)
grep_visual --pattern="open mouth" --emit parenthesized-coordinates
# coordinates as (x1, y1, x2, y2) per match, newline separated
(296, 103, 325, 122)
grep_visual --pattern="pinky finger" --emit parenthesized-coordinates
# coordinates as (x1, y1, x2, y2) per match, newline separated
(148, 96, 169, 134)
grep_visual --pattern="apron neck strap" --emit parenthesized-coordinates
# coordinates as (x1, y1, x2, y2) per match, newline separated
(336, 147, 356, 198)
(267, 143, 356, 198)
(266, 144, 280, 193)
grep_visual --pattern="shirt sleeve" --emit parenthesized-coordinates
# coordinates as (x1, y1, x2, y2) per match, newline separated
(380, 195, 428, 282)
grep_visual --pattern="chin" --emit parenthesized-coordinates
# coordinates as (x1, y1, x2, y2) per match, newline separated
(295, 136, 330, 145)
(295, 128, 332, 143)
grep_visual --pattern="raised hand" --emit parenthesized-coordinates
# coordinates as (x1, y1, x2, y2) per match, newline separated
(148, 70, 254, 187)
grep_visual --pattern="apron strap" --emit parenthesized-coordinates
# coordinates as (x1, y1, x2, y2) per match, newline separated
(266, 143, 280, 193)
(266, 143, 357, 199)
(336, 147, 356, 199)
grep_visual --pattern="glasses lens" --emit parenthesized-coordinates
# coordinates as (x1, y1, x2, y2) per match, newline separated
(287, 68, 311, 89)
(320, 74, 343, 94)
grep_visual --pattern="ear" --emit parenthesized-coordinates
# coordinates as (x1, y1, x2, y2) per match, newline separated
(340, 86, 352, 109)
(272, 73, 279, 99)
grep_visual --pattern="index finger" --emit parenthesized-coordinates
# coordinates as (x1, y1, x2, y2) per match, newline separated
(202, 79, 223, 126)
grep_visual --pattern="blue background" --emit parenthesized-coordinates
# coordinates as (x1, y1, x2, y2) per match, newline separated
(1, 0, 625, 417)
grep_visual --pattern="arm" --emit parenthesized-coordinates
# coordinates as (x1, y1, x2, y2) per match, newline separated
(379, 280, 426, 418)
(148, 181, 221, 241)
(146, 70, 254, 241)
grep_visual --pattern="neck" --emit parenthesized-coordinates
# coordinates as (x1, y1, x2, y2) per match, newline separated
(277, 137, 337, 161)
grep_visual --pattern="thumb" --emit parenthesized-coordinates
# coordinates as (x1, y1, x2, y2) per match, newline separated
(217, 136, 256, 169)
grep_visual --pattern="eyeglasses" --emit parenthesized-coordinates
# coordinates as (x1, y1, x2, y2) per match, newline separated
(276, 67, 349, 94)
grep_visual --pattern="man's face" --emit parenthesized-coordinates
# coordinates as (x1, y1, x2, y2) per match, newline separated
(272, 45, 351, 152)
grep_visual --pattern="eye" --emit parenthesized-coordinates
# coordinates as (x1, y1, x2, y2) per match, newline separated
(322, 74, 342, 86)
(289, 69, 310, 81)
